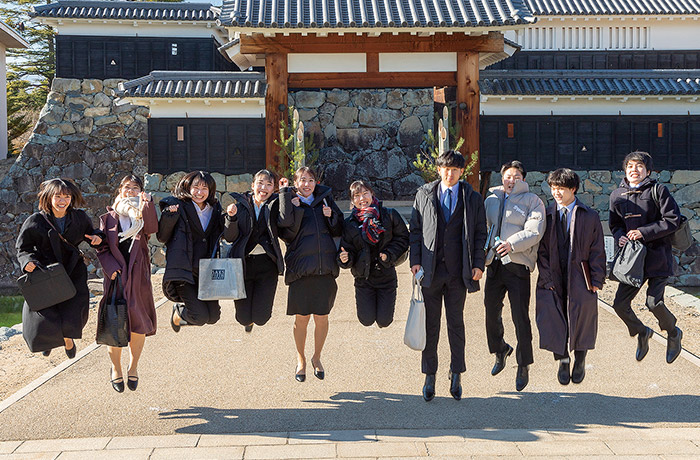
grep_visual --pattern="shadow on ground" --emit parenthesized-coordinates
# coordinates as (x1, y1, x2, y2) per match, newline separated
(160, 390, 700, 440)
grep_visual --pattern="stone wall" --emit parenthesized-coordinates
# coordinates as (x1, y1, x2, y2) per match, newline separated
(489, 169, 700, 286)
(289, 88, 432, 200)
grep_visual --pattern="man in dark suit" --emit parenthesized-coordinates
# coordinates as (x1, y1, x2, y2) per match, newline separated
(409, 151, 487, 401)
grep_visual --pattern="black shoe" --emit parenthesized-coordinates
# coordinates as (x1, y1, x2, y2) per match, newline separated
(491, 344, 513, 376)
(171, 304, 181, 333)
(110, 371, 124, 393)
(636, 326, 653, 361)
(41, 350, 51, 357)
(571, 354, 586, 384)
(295, 364, 306, 382)
(65, 339, 76, 359)
(311, 359, 324, 380)
(449, 372, 462, 400)
(666, 327, 683, 364)
(244, 324, 253, 333)
(127, 376, 139, 391)
(515, 366, 529, 391)
(558, 361, 571, 385)
(423, 374, 436, 402)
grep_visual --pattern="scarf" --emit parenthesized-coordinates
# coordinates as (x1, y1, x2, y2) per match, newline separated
(352, 197, 385, 245)
(113, 196, 144, 251)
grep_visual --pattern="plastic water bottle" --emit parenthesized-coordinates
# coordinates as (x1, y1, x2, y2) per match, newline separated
(494, 236, 511, 264)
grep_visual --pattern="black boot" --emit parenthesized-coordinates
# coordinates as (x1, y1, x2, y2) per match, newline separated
(557, 360, 571, 385)
(515, 365, 529, 391)
(571, 351, 587, 384)
(449, 372, 462, 400)
(636, 326, 653, 361)
(666, 327, 683, 364)
(491, 344, 513, 376)
(422, 374, 436, 402)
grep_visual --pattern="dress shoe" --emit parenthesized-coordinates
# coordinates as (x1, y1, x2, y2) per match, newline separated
(571, 353, 586, 384)
(491, 344, 513, 376)
(515, 365, 529, 391)
(65, 339, 76, 359)
(41, 349, 51, 357)
(110, 371, 124, 393)
(295, 364, 306, 382)
(244, 324, 253, 333)
(636, 326, 653, 361)
(171, 304, 181, 333)
(127, 376, 139, 391)
(422, 374, 436, 402)
(311, 359, 325, 380)
(557, 361, 571, 385)
(666, 327, 683, 364)
(449, 372, 462, 400)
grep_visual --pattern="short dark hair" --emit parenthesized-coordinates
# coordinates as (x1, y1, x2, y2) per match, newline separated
(117, 174, 144, 196)
(546, 168, 580, 193)
(253, 169, 277, 184)
(175, 171, 218, 206)
(293, 166, 318, 183)
(435, 150, 466, 169)
(501, 160, 527, 179)
(38, 178, 86, 213)
(623, 151, 653, 171)
(349, 180, 375, 201)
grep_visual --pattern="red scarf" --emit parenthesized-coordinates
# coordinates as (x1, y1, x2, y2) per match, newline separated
(352, 197, 385, 245)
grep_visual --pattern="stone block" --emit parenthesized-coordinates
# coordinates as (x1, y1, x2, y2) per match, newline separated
(672, 182, 700, 205)
(93, 92, 112, 107)
(325, 89, 349, 106)
(113, 102, 135, 114)
(393, 173, 425, 197)
(318, 102, 336, 114)
(81, 79, 103, 94)
(93, 124, 126, 139)
(593, 193, 609, 211)
(333, 106, 358, 128)
(94, 115, 118, 126)
(322, 162, 355, 194)
(39, 104, 66, 124)
(659, 170, 672, 182)
(398, 116, 424, 146)
(103, 78, 126, 89)
(126, 121, 147, 139)
(134, 114, 148, 123)
(298, 109, 318, 122)
(211, 172, 227, 192)
(353, 90, 386, 108)
(117, 113, 134, 125)
(671, 170, 700, 185)
(47, 91, 65, 103)
(58, 122, 76, 135)
(144, 173, 162, 191)
(358, 108, 402, 127)
(84, 107, 110, 118)
(404, 88, 433, 106)
(29, 134, 59, 145)
(589, 171, 611, 183)
(62, 162, 92, 179)
(583, 178, 603, 193)
(51, 78, 81, 93)
(323, 123, 336, 140)
(386, 89, 403, 109)
(294, 91, 326, 108)
(74, 117, 94, 135)
(166, 172, 187, 191)
(337, 128, 385, 151)
(65, 95, 94, 108)
(67, 110, 82, 122)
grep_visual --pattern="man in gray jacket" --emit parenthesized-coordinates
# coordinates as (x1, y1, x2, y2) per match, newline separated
(410, 151, 487, 401)
(483, 160, 545, 391)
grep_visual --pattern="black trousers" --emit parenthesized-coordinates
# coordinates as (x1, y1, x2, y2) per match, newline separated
(174, 281, 221, 326)
(355, 285, 396, 328)
(421, 262, 467, 375)
(484, 260, 534, 366)
(234, 254, 279, 326)
(612, 276, 677, 336)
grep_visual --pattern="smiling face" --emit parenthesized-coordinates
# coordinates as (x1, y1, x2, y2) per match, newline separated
(438, 166, 464, 189)
(190, 178, 210, 208)
(626, 160, 649, 186)
(120, 180, 142, 198)
(252, 176, 274, 204)
(294, 172, 317, 198)
(351, 186, 373, 209)
(502, 167, 524, 194)
(51, 193, 72, 218)
(550, 185, 576, 208)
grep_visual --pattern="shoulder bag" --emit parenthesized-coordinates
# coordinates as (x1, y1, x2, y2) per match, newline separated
(41, 213, 91, 265)
(17, 262, 77, 311)
(198, 233, 246, 301)
(651, 184, 693, 252)
(96, 273, 130, 347)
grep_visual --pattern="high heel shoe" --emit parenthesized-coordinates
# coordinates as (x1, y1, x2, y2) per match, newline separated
(65, 339, 76, 359)
(110, 371, 124, 393)
(311, 358, 325, 380)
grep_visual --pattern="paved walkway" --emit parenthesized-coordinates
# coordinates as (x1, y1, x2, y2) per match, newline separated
(0, 265, 699, 458)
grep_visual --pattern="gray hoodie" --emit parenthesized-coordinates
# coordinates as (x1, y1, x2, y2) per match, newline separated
(484, 180, 546, 271)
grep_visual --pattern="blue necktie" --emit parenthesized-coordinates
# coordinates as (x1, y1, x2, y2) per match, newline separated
(443, 188, 452, 221)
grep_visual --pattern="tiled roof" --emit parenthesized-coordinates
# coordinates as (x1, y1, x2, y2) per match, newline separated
(480, 70, 700, 96)
(524, 0, 700, 15)
(219, 0, 535, 28)
(31, 1, 219, 21)
(116, 71, 266, 98)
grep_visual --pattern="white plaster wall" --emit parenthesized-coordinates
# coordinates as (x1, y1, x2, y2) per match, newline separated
(127, 99, 265, 118)
(47, 22, 222, 39)
(287, 53, 366, 73)
(379, 52, 456, 72)
(0, 43, 7, 160)
(481, 97, 700, 116)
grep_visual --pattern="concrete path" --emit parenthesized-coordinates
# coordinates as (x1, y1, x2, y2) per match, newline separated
(0, 264, 699, 458)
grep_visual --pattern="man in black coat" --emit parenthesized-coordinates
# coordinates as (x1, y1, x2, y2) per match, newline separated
(409, 151, 487, 401)
(609, 151, 683, 364)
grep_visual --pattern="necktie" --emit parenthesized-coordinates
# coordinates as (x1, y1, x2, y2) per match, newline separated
(561, 208, 569, 243)
(443, 188, 452, 221)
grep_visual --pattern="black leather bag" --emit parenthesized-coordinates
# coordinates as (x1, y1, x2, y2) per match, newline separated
(651, 184, 693, 252)
(610, 240, 647, 287)
(96, 274, 130, 347)
(17, 263, 77, 311)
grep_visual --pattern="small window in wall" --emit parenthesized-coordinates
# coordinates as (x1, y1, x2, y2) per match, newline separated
(657, 123, 664, 138)
(171, 43, 178, 56)
(177, 126, 185, 141)
(507, 123, 515, 138)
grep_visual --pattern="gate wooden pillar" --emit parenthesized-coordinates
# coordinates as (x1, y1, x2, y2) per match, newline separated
(265, 53, 288, 169)
(457, 51, 480, 190)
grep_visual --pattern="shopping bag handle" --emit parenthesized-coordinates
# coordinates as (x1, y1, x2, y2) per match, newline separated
(209, 232, 226, 259)
(110, 273, 123, 304)
(411, 275, 424, 302)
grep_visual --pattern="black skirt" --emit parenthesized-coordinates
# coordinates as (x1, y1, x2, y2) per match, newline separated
(287, 275, 337, 316)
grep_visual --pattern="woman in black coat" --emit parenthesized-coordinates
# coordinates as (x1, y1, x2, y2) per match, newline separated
(228, 169, 286, 332)
(16, 178, 103, 357)
(278, 167, 343, 382)
(157, 171, 237, 331)
(338, 180, 409, 328)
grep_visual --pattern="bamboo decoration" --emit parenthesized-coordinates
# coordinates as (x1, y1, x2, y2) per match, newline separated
(295, 121, 305, 167)
(441, 107, 450, 154)
(438, 119, 448, 155)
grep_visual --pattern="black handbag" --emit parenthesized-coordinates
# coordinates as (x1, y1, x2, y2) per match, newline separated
(96, 274, 130, 347)
(610, 240, 647, 287)
(17, 262, 77, 311)
(651, 184, 693, 252)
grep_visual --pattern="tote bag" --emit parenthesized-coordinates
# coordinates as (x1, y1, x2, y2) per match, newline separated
(404, 276, 426, 351)
(17, 263, 76, 311)
(96, 274, 130, 347)
(611, 240, 647, 288)
(198, 234, 246, 301)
